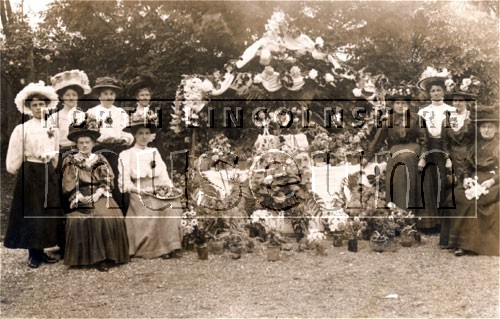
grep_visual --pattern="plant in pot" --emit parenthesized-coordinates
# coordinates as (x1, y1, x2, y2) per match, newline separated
(180, 208, 199, 250)
(369, 231, 388, 252)
(323, 209, 349, 247)
(344, 217, 368, 252)
(266, 230, 285, 261)
(400, 224, 418, 247)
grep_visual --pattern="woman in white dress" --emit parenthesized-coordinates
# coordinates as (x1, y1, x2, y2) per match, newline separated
(118, 119, 183, 259)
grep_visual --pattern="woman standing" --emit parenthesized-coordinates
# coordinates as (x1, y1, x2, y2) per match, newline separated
(62, 119, 129, 271)
(118, 118, 183, 259)
(439, 77, 478, 248)
(416, 68, 456, 232)
(49, 69, 91, 257)
(126, 74, 158, 143)
(448, 107, 499, 256)
(87, 77, 133, 213)
(365, 84, 425, 210)
(4, 81, 62, 268)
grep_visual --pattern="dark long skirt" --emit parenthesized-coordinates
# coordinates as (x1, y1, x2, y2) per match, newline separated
(4, 162, 63, 249)
(93, 143, 129, 214)
(385, 143, 421, 210)
(419, 138, 450, 230)
(447, 171, 499, 256)
(64, 194, 130, 266)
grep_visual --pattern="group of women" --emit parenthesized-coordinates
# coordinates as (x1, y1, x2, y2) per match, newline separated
(365, 72, 498, 257)
(5, 70, 182, 271)
(3, 68, 499, 271)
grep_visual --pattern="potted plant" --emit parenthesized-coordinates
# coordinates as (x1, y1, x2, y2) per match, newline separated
(344, 218, 368, 252)
(400, 224, 418, 247)
(370, 231, 388, 252)
(266, 230, 284, 261)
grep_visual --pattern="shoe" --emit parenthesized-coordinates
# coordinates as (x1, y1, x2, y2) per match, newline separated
(96, 261, 109, 272)
(454, 249, 465, 257)
(28, 257, 41, 268)
(162, 251, 181, 260)
(39, 252, 58, 264)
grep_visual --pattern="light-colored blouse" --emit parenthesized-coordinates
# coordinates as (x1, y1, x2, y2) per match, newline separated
(6, 118, 60, 174)
(417, 101, 456, 138)
(86, 104, 134, 145)
(130, 104, 156, 142)
(118, 145, 173, 193)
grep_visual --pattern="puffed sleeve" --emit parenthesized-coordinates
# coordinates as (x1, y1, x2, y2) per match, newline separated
(154, 148, 173, 187)
(61, 155, 78, 194)
(94, 154, 115, 192)
(118, 150, 135, 193)
(6, 124, 23, 175)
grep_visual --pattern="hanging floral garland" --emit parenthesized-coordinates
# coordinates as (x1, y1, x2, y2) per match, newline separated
(170, 10, 358, 134)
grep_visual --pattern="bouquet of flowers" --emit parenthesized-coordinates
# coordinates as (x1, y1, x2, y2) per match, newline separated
(464, 176, 490, 200)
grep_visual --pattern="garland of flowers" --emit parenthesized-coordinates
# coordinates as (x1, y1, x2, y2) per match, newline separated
(170, 10, 357, 134)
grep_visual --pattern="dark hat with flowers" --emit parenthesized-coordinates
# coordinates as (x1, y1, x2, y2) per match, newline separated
(92, 76, 122, 95)
(386, 82, 417, 101)
(67, 116, 101, 142)
(126, 73, 157, 96)
(124, 111, 159, 134)
(471, 105, 499, 124)
(445, 76, 480, 100)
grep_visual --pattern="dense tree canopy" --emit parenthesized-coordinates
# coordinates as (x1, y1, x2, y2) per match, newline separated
(1, 0, 498, 155)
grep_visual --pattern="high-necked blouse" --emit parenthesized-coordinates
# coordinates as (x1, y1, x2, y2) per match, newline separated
(118, 145, 172, 193)
(6, 117, 60, 174)
(418, 101, 456, 138)
(48, 105, 86, 147)
(86, 104, 134, 145)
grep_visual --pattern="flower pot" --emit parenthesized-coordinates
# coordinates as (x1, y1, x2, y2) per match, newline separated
(400, 234, 414, 247)
(267, 245, 280, 261)
(370, 237, 387, 252)
(332, 231, 344, 247)
(208, 241, 224, 254)
(197, 245, 208, 260)
(348, 238, 358, 252)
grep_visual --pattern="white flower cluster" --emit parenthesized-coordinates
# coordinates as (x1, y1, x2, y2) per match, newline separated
(420, 66, 450, 80)
(250, 209, 281, 230)
(325, 209, 349, 232)
(181, 209, 198, 235)
(307, 228, 326, 245)
(465, 176, 490, 200)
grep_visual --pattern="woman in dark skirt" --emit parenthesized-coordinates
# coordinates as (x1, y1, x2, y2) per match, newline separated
(439, 81, 477, 247)
(364, 83, 425, 210)
(416, 69, 456, 232)
(5, 81, 62, 268)
(62, 119, 129, 271)
(448, 106, 499, 256)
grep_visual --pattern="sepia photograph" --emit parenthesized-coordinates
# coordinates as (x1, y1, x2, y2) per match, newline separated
(0, 0, 499, 317)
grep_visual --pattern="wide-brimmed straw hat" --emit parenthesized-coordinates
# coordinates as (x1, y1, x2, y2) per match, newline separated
(126, 74, 157, 97)
(67, 117, 101, 142)
(14, 81, 59, 115)
(51, 69, 91, 97)
(92, 76, 122, 95)
(417, 67, 450, 92)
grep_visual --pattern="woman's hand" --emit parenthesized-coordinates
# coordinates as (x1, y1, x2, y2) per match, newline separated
(445, 158, 453, 171)
(480, 178, 495, 190)
(91, 188, 104, 203)
(418, 158, 426, 171)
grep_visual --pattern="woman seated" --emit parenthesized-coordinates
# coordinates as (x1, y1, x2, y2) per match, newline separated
(118, 118, 183, 259)
(62, 119, 130, 271)
(448, 106, 499, 256)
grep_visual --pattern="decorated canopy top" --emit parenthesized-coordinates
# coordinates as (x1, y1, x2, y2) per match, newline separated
(170, 10, 358, 133)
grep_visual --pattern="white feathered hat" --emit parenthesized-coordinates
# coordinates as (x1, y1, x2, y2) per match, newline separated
(14, 81, 59, 115)
(50, 69, 92, 96)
